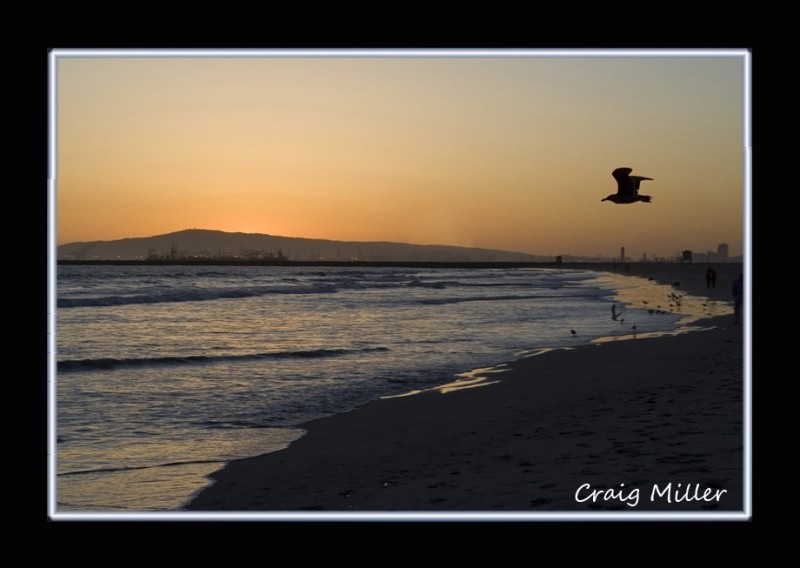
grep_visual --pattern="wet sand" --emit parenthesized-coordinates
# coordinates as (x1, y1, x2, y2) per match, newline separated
(186, 263, 747, 516)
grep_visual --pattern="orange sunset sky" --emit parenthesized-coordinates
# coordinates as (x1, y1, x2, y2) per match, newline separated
(53, 50, 748, 258)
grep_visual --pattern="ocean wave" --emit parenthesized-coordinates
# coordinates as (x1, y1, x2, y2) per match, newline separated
(193, 419, 281, 430)
(406, 279, 451, 289)
(57, 283, 339, 308)
(58, 347, 390, 373)
(57, 268, 597, 308)
(418, 293, 605, 305)
(58, 458, 227, 477)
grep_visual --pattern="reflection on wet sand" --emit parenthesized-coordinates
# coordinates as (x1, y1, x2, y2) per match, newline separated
(382, 366, 509, 398)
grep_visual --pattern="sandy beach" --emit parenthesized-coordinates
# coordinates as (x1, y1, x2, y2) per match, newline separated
(186, 262, 747, 515)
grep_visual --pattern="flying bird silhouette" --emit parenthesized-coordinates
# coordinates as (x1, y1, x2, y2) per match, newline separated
(602, 167, 653, 204)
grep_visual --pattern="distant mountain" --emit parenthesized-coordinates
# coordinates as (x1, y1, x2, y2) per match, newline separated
(57, 229, 549, 262)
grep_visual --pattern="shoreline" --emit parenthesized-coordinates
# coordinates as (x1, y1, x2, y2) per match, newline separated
(185, 262, 746, 514)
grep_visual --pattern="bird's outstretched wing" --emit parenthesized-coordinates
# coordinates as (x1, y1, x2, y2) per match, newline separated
(612, 167, 634, 196)
(629, 175, 654, 194)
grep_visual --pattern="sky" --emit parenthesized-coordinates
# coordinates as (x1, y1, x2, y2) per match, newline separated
(54, 50, 747, 258)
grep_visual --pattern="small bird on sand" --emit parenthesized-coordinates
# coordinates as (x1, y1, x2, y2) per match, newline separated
(570, 329, 577, 335)
(602, 167, 654, 204)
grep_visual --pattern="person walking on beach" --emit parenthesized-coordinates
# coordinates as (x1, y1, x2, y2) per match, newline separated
(732, 274, 743, 324)
(706, 267, 717, 289)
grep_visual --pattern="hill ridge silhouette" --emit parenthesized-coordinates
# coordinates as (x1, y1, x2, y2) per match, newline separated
(58, 228, 547, 262)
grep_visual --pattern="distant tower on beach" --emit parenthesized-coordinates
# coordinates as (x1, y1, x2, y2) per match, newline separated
(717, 243, 729, 260)
(620, 246, 625, 262)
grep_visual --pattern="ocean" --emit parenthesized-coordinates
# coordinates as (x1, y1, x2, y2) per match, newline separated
(53, 265, 714, 512)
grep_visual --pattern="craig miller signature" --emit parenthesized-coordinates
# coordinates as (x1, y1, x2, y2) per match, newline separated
(575, 482, 727, 508)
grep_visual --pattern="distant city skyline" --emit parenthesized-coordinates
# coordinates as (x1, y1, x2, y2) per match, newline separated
(615, 242, 738, 263)
(52, 49, 748, 258)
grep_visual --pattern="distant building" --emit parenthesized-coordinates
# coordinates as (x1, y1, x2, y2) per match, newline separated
(681, 250, 693, 263)
(717, 243, 729, 260)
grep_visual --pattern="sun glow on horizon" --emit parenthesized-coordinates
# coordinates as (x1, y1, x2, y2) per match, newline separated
(55, 51, 747, 258)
